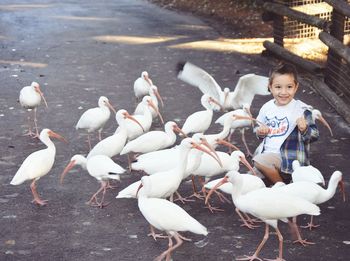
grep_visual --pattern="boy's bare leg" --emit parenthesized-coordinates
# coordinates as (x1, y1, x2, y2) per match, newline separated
(255, 162, 282, 184)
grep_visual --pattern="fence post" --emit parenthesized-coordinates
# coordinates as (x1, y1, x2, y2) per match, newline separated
(324, 1, 346, 92)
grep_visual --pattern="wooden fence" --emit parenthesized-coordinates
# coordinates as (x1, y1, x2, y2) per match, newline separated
(261, 0, 350, 123)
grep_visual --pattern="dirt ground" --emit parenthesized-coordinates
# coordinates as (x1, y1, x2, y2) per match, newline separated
(148, 0, 273, 38)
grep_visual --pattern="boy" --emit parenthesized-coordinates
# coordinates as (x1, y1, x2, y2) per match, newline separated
(253, 63, 319, 184)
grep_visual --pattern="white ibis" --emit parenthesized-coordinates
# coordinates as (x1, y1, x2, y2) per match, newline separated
(311, 109, 333, 136)
(133, 71, 153, 101)
(272, 170, 345, 234)
(87, 109, 144, 159)
(121, 121, 185, 170)
(215, 104, 256, 156)
(192, 150, 255, 181)
(205, 171, 265, 227)
(10, 128, 67, 206)
(206, 170, 320, 261)
(181, 94, 222, 136)
(131, 133, 220, 175)
(137, 175, 208, 261)
(124, 96, 164, 141)
(134, 85, 164, 119)
(75, 96, 116, 149)
(60, 154, 126, 208)
(292, 160, 325, 186)
(19, 81, 48, 137)
(132, 138, 219, 201)
(177, 61, 269, 111)
(121, 121, 185, 155)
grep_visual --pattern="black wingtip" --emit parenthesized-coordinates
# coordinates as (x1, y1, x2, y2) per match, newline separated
(176, 61, 186, 75)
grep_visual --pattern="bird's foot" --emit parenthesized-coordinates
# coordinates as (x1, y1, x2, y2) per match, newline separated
(204, 204, 225, 213)
(236, 254, 263, 261)
(32, 198, 48, 206)
(214, 190, 231, 204)
(186, 192, 205, 201)
(264, 257, 286, 261)
(147, 232, 167, 241)
(240, 222, 260, 230)
(293, 238, 316, 246)
(300, 223, 320, 230)
(174, 194, 195, 204)
(178, 233, 192, 242)
(89, 201, 110, 208)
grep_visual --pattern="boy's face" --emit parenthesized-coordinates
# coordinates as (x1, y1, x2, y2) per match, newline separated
(269, 73, 298, 106)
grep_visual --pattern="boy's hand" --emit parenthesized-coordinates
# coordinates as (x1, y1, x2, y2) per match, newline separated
(297, 116, 308, 133)
(256, 125, 270, 137)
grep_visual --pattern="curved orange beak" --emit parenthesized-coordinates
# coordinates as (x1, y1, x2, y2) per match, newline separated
(215, 138, 240, 151)
(154, 88, 164, 107)
(124, 111, 145, 132)
(136, 183, 144, 198)
(144, 75, 153, 86)
(316, 115, 333, 136)
(35, 86, 48, 108)
(60, 160, 76, 184)
(339, 179, 346, 202)
(147, 99, 164, 124)
(205, 176, 229, 205)
(48, 130, 68, 143)
(209, 97, 224, 111)
(192, 141, 223, 168)
(239, 155, 257, 176)
(104, 100, 117, 114)
(200, 137, 223, 167)
(173, 124, 187, 137)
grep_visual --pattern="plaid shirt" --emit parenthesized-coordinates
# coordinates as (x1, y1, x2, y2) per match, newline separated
(279, 109, 319, 174)
(255, 109, 319, 174)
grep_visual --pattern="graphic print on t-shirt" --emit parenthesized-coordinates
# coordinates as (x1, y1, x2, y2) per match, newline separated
(265, 116, 289, 138)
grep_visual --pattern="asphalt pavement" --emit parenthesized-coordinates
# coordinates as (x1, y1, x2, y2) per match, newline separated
(0, 1, 349, 260)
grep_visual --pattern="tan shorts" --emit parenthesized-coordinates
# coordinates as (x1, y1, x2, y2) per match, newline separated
(252, 152, 282, 170)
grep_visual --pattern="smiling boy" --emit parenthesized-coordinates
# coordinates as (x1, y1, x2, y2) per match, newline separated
(252, 63, 319, 184)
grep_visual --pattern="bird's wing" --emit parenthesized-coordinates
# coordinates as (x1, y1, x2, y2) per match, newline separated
(177, 62, 222, 100)
(230, 74, 269, 108)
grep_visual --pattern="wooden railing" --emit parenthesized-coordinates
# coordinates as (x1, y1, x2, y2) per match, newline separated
(261, 0, 350, 123)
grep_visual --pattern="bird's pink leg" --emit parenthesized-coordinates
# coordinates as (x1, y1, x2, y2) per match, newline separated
(155, 232, 183, 261)
(96, 181, 110, 208)
(241, 128, 253, 158)
(186, 176, 205, 200)
(214, 190, 232, 204)
(87, 133, 92, 150)
(30, 179, 48, 206)
(173, 191, 195, 204)
(23, 111, 35, 137)
(98, 130, 102, 141)
(300, 216, 320, 230)
(237, 223, 270, 261)
(87, 182, 109, 208)
(147, 225, 167, 241)
(243, 213, 263, 224)
(33, 108, 40, 138)
(236, 208, 260, 229)
(289, 217, 315, 246)
(264, 227, 286, 261)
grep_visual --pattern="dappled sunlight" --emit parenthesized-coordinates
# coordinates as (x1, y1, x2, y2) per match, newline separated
(169, 37, 273, 54)
(52, 15, 119, 22)
(0, 60, 47, 68)
(93, 35, 186, 45)
(0, 4, 51, 11)
(176, 24, 212, 31)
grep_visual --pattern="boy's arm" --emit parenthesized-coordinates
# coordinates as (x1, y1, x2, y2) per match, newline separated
(301, 109, 319, 143)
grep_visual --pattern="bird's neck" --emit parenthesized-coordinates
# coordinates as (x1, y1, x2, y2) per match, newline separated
(176, 147, 191, 174)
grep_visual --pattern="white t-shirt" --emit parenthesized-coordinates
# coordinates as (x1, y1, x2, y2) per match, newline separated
(256, 99, 308, 153)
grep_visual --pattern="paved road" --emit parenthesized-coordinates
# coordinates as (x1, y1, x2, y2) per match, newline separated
(1, 1, 349, 260)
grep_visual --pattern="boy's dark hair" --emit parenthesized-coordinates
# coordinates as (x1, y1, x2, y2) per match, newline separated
(268, 63, 298, 88)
